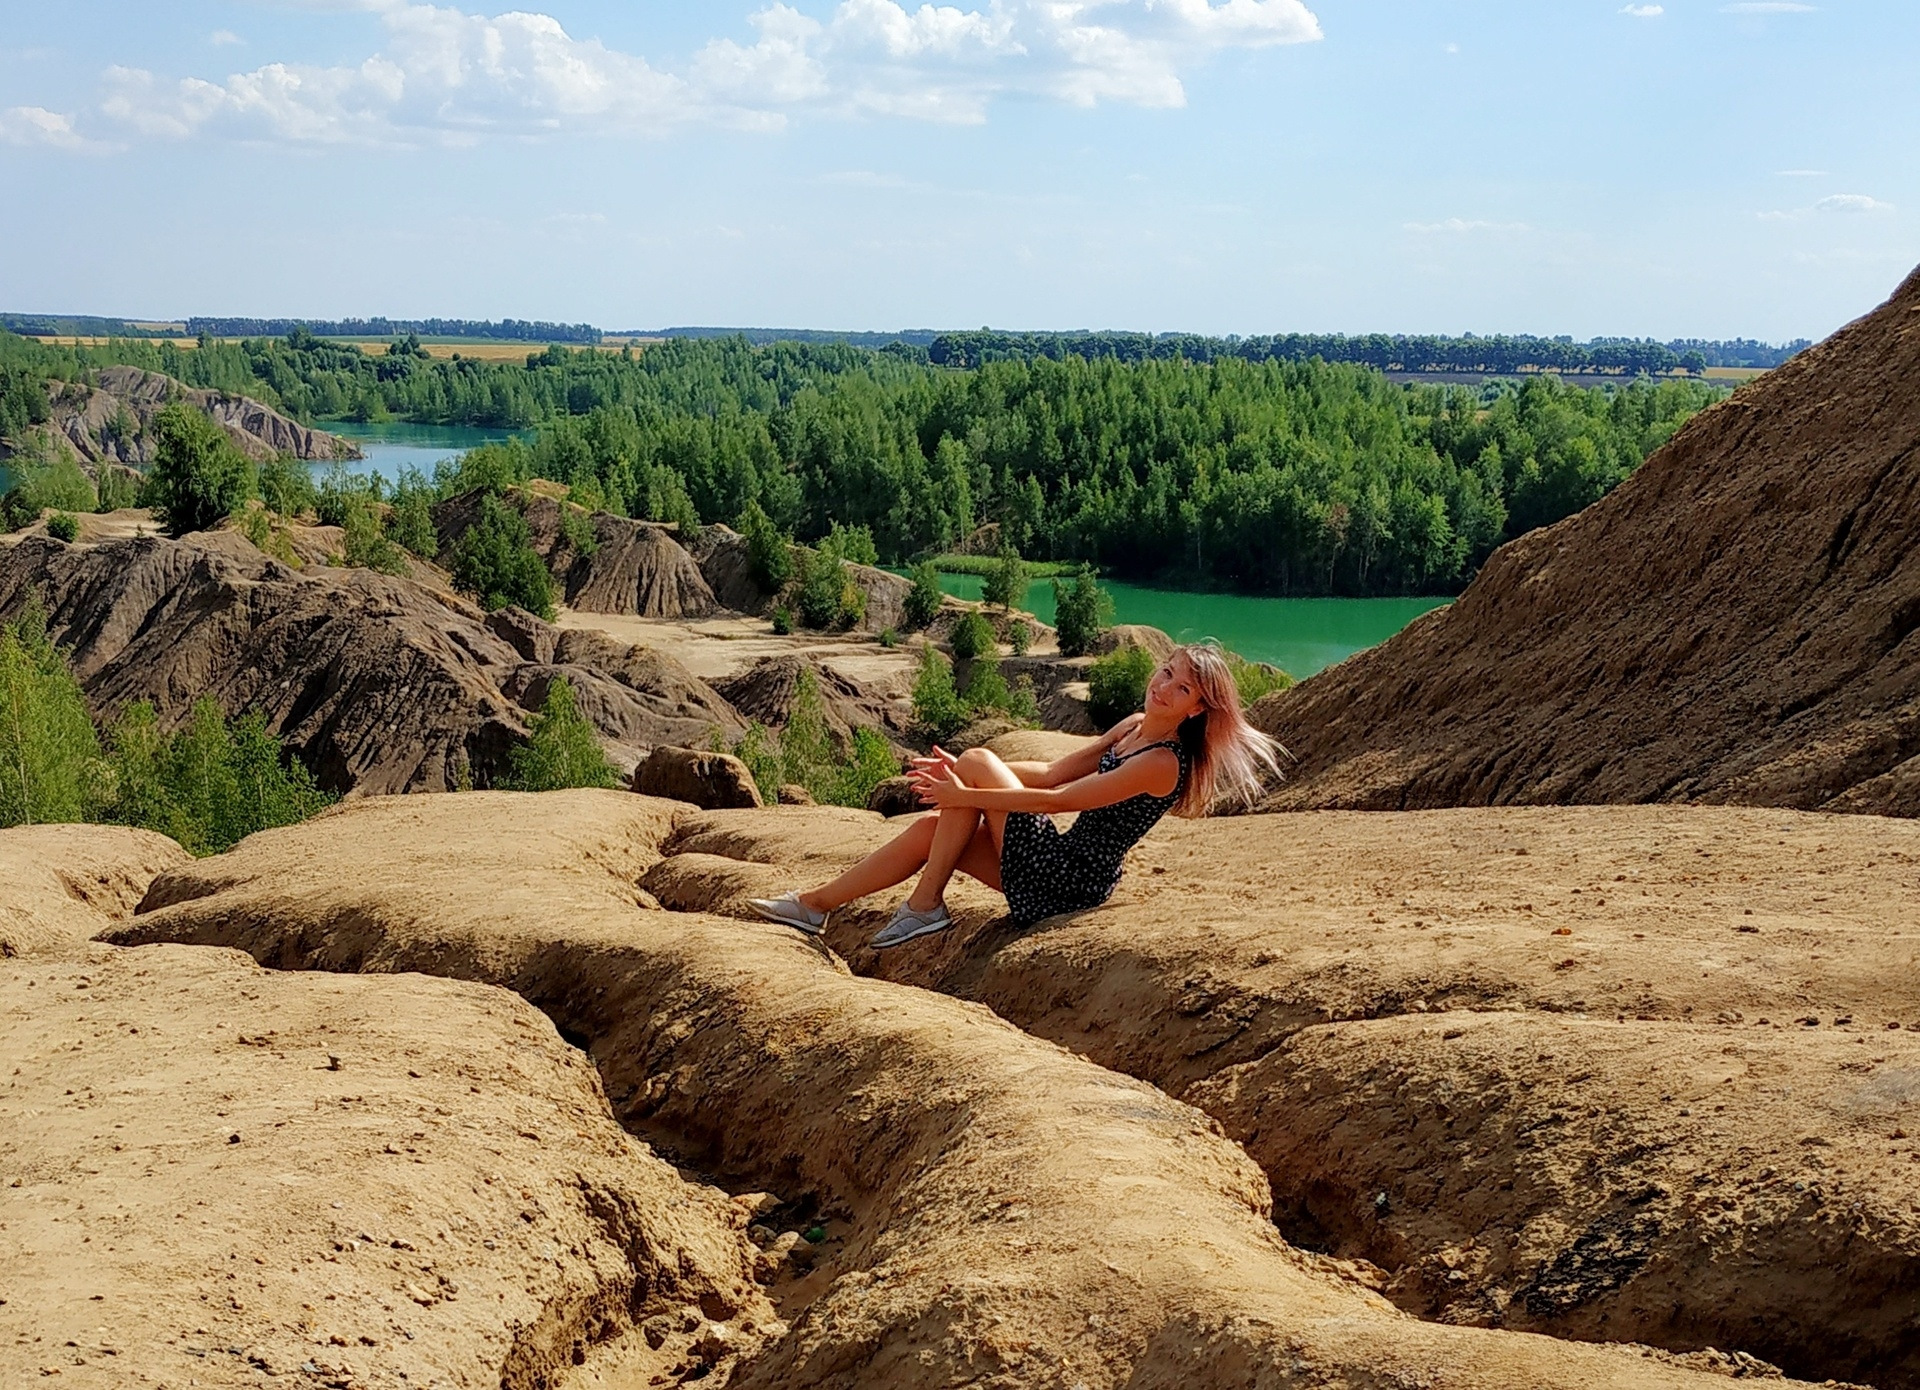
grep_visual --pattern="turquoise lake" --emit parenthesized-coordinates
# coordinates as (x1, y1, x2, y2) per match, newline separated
(319, 420, 521, 482)
(923, 571, 1447, 679)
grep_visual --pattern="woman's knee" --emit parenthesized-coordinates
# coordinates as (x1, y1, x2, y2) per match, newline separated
(954, 746, 1014, 785)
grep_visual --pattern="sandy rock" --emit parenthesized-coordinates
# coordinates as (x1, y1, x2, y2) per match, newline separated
(0, 824, 188, 960)
(983, 728, 1097, 766)
(664, 800, 1920, 1387)
(633, 745, 763, 809)
(865, 775, 919, 817)
(108, 791, 1825, 1390)
(1256, 263, 1920, 817)
(1094, 623, 1177, 661)
(776, 783, 815, 806)
(0, 944, 769, 1390)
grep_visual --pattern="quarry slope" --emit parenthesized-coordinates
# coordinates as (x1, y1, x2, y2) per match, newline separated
(0, 532, 740, 792)
(1252, 262, 1920, 816)
(651, 799, 1920, 1388)
(103, 790, 1789, 1390)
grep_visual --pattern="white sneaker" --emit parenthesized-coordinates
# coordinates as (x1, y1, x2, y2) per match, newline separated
(748, 892, 828, 937)
(871, 901, 952, 950)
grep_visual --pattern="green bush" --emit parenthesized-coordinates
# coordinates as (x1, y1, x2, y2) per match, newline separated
(450, 494, 555, 619)
(1008, 619, 1030, 656)
(740, 500, 795, 593)
(105, 699, 335, 856)
(558, 505, 598, 557)
(499, 677, 620, 791)
(2, 446, 97, 531)
(722, 670, 902, 808)
(94, 467, 140, 513)
(47, 512, 79, 543)
(827, 521, 878, 567)
(911, 646, 971, 742)
(877, 627, 898, 649)
(960, 658, 1039, 727)
(340, 499, 410, 577)
(982, 543, 1028, 611)
(257, 457, 319, 519)
(1087, 644, 1157, 730)
(1229, 653, 1294, 706)
(0, 604, 107, 827)
(315, 462, 381, 528)
(1052, 565, 1112, 657)
(904, 560, 942, 629)
(949, 610, 996, 659)
(385, 468, 439, 558)
(770, 606, 793, 635)
(145, 403, 255, 537)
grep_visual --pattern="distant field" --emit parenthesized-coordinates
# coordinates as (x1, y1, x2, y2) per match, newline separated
(1703, 366, 1770, 381)
(31, 336, 208, 348)
(332, 339, 635, 360)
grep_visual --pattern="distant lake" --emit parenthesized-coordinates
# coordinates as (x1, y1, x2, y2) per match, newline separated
(319, 421, 521, 484)
(922, 571, 1448, 679)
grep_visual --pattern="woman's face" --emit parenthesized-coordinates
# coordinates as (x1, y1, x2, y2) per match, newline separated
(1146, 654, 1206, 723)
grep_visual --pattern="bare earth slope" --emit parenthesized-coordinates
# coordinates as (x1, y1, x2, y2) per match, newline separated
(37, 365, 357, 466)
(649, 801, 1920, 1388)
(0, 943, 771, 1389)
(1254, 263, 1920, 816)
(0, 824, 189, 960)
(0, 533, 742, 793)
(106, 791, 1783, 1390)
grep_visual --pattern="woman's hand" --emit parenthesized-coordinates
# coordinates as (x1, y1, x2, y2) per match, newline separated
(908, 756, 972, 809)
(908, 745, 958, 777)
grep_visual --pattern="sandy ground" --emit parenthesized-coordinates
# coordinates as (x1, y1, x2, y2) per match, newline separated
(553, 607, 925, 696)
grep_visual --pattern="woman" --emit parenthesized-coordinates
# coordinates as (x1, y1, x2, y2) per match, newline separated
(749, 642, 1281, 949)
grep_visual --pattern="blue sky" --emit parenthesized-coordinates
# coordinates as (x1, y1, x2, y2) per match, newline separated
(0, 1, 1914, 340)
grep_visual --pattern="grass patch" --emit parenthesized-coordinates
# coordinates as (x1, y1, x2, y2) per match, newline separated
(931, 553, 1080, 579)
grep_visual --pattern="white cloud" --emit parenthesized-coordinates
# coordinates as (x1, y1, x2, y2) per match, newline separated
(210, 29, 244, 47)
(74, 0, 1323, 147)
(0, 105, 107, 152)
(1404, 218, 1530, 234)
(1721, 3, 1816, 12)
(1759, 192, 1893, 220)
(1620, 5, 1663, 17)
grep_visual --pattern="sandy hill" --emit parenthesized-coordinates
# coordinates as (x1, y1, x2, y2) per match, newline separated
(26, 364, 357, 467)
(1254, 263, 1920, 816)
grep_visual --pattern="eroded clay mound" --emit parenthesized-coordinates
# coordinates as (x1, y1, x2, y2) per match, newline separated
(0, 944, 771, 1389)
(1254, 263, 1920, 816)
(105, 791, 1772, 1390)
(0, 532, 746, 793)
(0, 824, 188, 960)
(714, 655, 909, 744)
(653, 801, 1920, 1387)
(40, 365, 355, 466)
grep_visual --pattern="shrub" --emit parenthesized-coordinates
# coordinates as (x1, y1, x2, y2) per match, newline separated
(1087, 644, 1157, 730)
(960, 659, 1039, 728)
(341, 499, 410, 577)
(949, 609, 996, 659)
(449, 494, 555, 619)
(796, 546, 847, 629)
(145, 403, 256, 537)
(499, 677, 621, 791)
(982, 543, 1028, 612)
(1052, 565, 1112, 657)
(385, 468, 439, 558)
(315, 463, 381, 529)
(770, 606, 793, 635)
(1008, 619, 1030, 656)
(105, 699, 332, 855)
(558, 505, 598, 557)
(94, 467, 139, 513)
(721, 722, 785, 804)
(827, 521, 878, 567)
(0, 603, 107, 827)
(904, 560, 942, 629)
(877, 627, 898, 648)
(911, 646, 971, 742)
(1229, 652, 1294, 706)
(258, 456, 319, 519)
(2, 447, 97, 531)
(722, 671, 902, 808)
(740, 500, 795, 593)
(46, 512, 79, 543)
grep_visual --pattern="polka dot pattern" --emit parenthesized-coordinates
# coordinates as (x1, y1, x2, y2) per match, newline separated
(1001, 739, 1189, 927)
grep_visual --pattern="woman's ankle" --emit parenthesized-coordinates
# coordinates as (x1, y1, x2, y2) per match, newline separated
(905, 890, 945, 914)
(797, 889, 833, 913)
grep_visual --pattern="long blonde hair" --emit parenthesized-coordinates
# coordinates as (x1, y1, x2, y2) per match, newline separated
(1165, 642, 1284, 817)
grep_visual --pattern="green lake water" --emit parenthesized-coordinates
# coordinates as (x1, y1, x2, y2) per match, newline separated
(318, 420, 520, 483)
(922, 571, 1448, 679)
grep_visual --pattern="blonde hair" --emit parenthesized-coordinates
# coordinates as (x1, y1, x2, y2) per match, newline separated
(1164, 642, 1285, 817)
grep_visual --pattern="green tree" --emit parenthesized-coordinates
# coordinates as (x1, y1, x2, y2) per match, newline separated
(449, 494, 555, 619)
(144, 403, 255, 537)
(94, 467, 139, 513)
(0, 604, 106, 826)
(1052, 566, 1112, 657)
(982, 543, 1029, 611)
(258, 457, 319, 518)
(499, 676, 620, 791)
(340, 499, 410, 576)
(385, 469, 440, 558)
(904, 560, 943, 629)
(1086, 645, 1156, 730)
(2, 446, 97, 530)
(739, 499, 794, 593)
(949, 609, 996, 659)
(911, 646, 971, 742)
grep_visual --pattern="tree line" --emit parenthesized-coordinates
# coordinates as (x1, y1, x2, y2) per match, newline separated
(1, 327, 1728, 597)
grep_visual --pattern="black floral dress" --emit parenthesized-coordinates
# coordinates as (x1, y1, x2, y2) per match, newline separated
(999, 738, 1189, 927)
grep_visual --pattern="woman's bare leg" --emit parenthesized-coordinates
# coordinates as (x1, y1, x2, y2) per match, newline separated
(907, 748, 1023, 911)
(798, 816, 937, 913)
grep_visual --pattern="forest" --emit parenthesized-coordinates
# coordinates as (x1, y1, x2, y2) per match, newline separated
(0, 328, 1728, 597)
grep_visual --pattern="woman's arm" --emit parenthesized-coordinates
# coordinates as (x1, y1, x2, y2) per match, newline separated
(914, 745, 1178, 815)
(1025, 716, 1139, 788)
